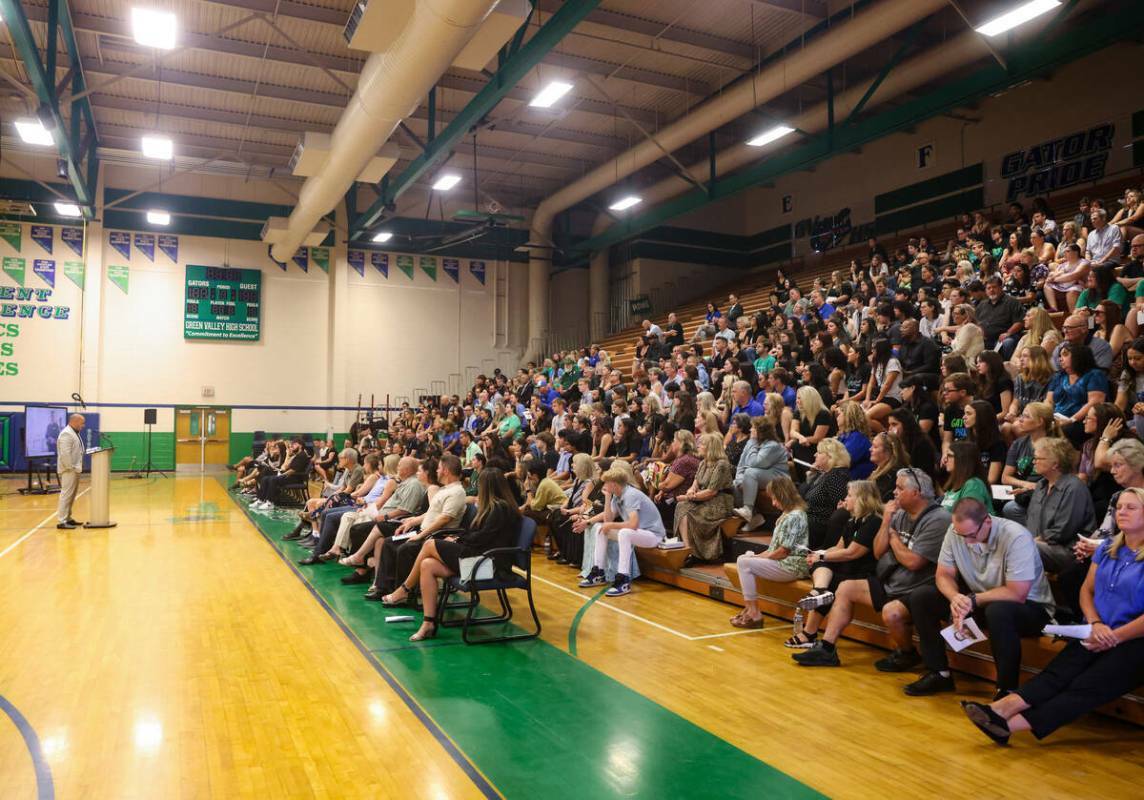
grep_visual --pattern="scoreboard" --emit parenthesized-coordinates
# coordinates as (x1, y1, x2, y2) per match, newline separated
(184, 265, 261, 341)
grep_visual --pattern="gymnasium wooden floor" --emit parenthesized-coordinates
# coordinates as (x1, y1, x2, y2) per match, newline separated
(1, 475, 1142, 799)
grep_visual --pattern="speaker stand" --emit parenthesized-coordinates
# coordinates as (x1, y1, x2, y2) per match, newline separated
(139, 422, 168, 479)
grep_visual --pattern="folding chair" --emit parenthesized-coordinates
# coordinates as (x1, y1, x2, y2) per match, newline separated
(437, 516, 541, 644)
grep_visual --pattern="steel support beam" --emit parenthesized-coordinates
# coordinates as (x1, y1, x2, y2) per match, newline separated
(0, 0, 97, 216)
(845, 23, 921, 124)
(350, 0, 603, 240)
(573, 0, 1144, 254)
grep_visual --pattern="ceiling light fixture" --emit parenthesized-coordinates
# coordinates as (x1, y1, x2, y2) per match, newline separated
(609, 195, 642, 212)
(975, 0, 1061, 37)
(432, 174, 461, 192)
(141, 135, 173, 160)
(372, 232, 393, 243)
(146, 210, 171, 225)
(131, 8, 177, 49)
(746, 124, 796, 148)
(529, 81, 574, 108)
(54, 202, 82, 217)
(14, 118, 54, 146)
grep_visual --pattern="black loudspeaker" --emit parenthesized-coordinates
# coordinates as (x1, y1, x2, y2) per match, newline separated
(144, 408, 158, 425)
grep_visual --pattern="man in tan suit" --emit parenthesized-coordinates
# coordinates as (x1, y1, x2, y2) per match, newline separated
(56, 413, 85, 529)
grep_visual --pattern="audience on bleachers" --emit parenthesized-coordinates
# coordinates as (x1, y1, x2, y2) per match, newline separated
(241, 187, 1144, 735)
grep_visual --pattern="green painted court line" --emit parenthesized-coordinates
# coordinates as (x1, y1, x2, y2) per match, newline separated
(222, 480, 824, 800)
(568, 586, 608, 657)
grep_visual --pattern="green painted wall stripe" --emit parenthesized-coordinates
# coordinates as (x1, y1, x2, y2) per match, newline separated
(876, 187, 985, 236)
(567, 587, 608, 657)
(874, 163, 984, 215)
(223, 479, 823, 800)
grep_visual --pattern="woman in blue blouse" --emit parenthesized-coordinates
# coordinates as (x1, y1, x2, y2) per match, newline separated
(1046, 343, 1109, 446)
(961, 486, 1144, 743)
(834, 400, 874, 479)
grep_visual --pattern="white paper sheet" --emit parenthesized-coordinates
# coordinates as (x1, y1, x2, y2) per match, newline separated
(941, 618, 988, 652)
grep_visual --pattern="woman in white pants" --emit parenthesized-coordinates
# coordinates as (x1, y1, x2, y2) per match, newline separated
(576, 467, 666, 596)
(731, 476, 810, 630)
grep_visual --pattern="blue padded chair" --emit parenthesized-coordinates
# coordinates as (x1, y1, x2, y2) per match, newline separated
(437, 516, 541, 644)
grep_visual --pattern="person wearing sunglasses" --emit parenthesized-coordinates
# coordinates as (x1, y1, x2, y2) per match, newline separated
(901, 497, 1054, 697)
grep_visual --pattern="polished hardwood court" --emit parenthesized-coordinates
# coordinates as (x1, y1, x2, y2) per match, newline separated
(1, 475, 1141, 799)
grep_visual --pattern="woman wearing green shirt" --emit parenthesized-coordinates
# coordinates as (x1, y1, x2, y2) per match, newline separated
(941, 440, 992, 512)
(1076, 265, 1130, 317)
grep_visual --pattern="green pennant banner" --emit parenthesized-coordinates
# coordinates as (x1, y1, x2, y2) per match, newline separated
(396, 254, 414, 280)
(419, 255, 438, 282)
(0, 222, 21, 251)
(108, 263, 129, 294)
(311, 247, 329, 273)
(64, 260, 86, 289)
(2, 256, 26, 286)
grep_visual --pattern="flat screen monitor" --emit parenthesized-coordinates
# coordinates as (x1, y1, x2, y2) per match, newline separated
(25, 405, 69, 459)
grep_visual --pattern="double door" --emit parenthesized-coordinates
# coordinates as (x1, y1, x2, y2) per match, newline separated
(175, 407, 231, 470)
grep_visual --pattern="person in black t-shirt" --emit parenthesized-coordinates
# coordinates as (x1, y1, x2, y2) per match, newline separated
(940, 373, 975, 456)
(254, 437, 310, 507)
(900, 374, 939, 444)
(965, 400, 1007, 484)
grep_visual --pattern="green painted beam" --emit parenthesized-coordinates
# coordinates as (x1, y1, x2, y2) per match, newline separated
(0, 0, 97, 216)
(349, 0, 602, 240)
(572, 0, 1144, 255)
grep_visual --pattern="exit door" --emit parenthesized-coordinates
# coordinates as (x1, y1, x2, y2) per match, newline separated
(175, 407, 231, 470)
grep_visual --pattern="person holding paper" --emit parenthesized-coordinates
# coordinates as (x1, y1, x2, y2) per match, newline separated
(961, 488, 1144, 744)
(902, 497, 1055, 696)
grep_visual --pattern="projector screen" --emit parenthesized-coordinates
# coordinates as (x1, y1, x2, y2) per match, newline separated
(25, 405, 69, 459)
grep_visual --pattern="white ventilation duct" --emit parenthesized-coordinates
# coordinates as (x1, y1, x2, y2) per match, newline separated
(527, 0, 948, 356)
(584, 28, 992, 339)
(269, 0, 502, 263)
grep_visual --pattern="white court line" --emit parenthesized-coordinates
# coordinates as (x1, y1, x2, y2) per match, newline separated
(532, 574, 772, 643)
(707, 645, 725, 653)
(0, 488, 91, 561)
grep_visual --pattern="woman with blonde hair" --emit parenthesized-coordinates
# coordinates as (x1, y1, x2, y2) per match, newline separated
(801, 438, 852, 550)
(792, 480, 884, 660)
(869, 431, 910, 500)
(731, 476, 810, 629)
(763, 392, 789, 440)
(650, 429, 701, 529)
(787, 384, 834, 470)
(696, 391, 717, 417)
(961, 486, 1144, 745)
(949, 303, 985, 363)
(550, 452, 603, 566)
(835, 400, 874, 479)
(999, 401, 1061, 523)
(673, 433, 735, 564)
(1004, 345, 1053, 436)
(696, 409, 722, 436)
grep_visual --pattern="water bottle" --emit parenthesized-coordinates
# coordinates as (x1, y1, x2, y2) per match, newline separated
(793, 607, 804, 636)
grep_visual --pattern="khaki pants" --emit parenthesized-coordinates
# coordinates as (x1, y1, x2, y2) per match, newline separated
(57, 470, 79, 523)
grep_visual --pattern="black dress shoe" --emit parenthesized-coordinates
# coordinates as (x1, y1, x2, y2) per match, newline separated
(56, 521, 77, 530)
(904, 671, 956, 696)
(283, 523, 308, 541)
(341, 570, 372, 585)
(297, 555, 320, 566)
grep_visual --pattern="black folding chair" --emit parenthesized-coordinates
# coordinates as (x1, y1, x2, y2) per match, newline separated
(437, 516, 541, 644)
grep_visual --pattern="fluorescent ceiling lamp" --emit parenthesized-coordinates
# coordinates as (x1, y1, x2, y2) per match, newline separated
(141, 135, 173, 160)
(432, 173, 461, 192)
(54, 202, 82, 217)
(14, 118, 54, 146)
(975, 0, 1061, 37)
(529, 80, 574, 108)
(146, 209, 171, 225)
(131, 8, 177, 49)
(609, 195, 642, 212)
(747, 124, 796, 147)
(372, 231, 393, 243)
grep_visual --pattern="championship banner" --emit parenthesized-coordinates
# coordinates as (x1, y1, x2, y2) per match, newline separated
(2, 256, 26, 286)
(348, 250, 365, 276)
(33, 259, 55, 288)
(469, 260, 486, 285)
(135, 232, 156, 261)
(158, 234, 179, 262)
(109, 231, 131, 260)
(61, 226, 84, 257)
(442, 258, 459, 283)
(311, 247, 330, 273)
(371, 252, 389, 278)
(108, 264, 130, 294)
(0, 222, 22, 251)
(63, 260, 85, 289)
(30, 225, 53, 254)
(292, 247, 308, 272)
(396, 255, 414, 280)
(419, 255, 437, 282)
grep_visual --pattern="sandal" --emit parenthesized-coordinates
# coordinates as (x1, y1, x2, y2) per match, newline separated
(382, 582, 414, 606)
(784, 631, 817, 649)
(731, 614, 765, 629)
(339, 556, 365, 567)
(409, 615, 438, 642)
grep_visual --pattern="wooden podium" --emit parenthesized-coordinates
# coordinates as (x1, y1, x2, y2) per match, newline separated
(84, 447, 117, 529)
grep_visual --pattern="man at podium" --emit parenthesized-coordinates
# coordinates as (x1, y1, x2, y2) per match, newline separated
(57, 413, 86, 529)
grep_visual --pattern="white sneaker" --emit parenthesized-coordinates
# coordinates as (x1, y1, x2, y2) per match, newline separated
(749, 513, 765, 530)
(732, 506, 752, 523)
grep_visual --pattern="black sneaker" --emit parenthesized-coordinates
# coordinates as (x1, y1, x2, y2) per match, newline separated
(960, 701, 1011, 745)
(874, 648, 923, 673)
(578, 567, 607, 587)
(792, 641, 841, 667)
(283, 523, 308, 541)
(904, 671, 956, 696)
